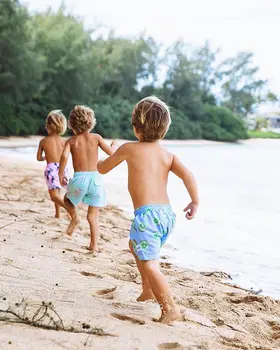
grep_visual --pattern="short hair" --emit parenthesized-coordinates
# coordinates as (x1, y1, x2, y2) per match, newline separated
(132, 96, 171, 141)
(69, 105, 96, 134)
(46, 110, 67, 135)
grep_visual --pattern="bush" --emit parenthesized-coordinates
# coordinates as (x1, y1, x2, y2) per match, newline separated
(201, 105, 248, 141)
(166, 109, 202, 139)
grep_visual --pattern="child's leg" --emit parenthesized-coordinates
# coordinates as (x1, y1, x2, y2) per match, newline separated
(49, 189, 65, 218)
(86, 206, 101, 252)
(54, 202, 61, 218)
(64, 195, 79, 236)
(129, 240, 156, 301)
(139, 260, 182, 324)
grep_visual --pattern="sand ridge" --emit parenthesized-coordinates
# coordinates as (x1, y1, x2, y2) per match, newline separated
(0, 156, 280, 349)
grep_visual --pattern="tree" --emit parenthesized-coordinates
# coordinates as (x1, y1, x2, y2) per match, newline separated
(0, 2, 275, 141)
(218, 52, 267, 116)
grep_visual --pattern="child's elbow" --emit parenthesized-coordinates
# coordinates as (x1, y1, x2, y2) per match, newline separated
(97, 162, 106, 174)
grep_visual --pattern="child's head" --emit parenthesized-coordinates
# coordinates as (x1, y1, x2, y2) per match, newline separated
(132, 96, 171, 142)
(69, 105, 96, 135)
(45, 110, 67, 135)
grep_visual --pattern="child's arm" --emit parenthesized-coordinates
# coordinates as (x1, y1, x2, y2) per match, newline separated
(97, 144, 127, 174)
(170, 155, 199, 220)
(36, 140, 45, 162)
(97, 135, 118, 156)
(59, 141, 70, 186)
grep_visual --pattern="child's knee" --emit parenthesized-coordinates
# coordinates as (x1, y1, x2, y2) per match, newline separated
(87, 213, 96, 222)
(50, 193, 59, 203)
(141, 260, 158, 274)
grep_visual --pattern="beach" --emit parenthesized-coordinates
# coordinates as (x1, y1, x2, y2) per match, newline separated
(0, 138, 280, 350)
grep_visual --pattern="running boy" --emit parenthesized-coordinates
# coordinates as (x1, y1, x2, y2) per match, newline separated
(37, 110, 68, 218)
(97, 96, 199, 324)
(59, 105, 116, 251)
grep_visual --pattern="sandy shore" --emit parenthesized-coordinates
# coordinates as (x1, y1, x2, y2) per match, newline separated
(0, 136, 221, 149)
(0, 142, 280, 349)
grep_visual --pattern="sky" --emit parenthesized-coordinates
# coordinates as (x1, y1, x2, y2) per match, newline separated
(25, 0, 280, 111)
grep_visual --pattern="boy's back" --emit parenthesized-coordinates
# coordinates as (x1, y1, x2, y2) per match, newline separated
(97, 96, 199, 324)
(124, 142, 173, 209)
(68, 133, 101, 172)
(41, 135, 65, 164)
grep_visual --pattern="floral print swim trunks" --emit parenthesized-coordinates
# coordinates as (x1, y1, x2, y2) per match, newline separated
(130, 204, 176, 261)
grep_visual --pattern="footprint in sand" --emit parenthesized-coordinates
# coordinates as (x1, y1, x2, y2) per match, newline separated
(157, 343, 185, 350)
(93, 286, 117, 300)
(268, 321, 280, 340)
(228, 295, 264, 304)
(111, 313, 145, 325)
(79, 271, 103, 279)
(160, 262, 173, 269)
(63, 248, 83, 254)
(95, 286, 117, 295)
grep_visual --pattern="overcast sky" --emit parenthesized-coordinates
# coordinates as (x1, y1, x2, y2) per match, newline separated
(25, 0, 280, 109)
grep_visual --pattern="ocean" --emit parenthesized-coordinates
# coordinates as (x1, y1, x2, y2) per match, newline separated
(1, 140, 279, 298)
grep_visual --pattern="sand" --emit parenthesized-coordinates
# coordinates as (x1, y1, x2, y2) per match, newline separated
(0, 138, 280, 350)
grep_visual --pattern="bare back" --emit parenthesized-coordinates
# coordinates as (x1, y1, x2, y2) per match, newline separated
(125, 142, 173, 208)
(69, 133, 100, 172)
(41, 135, 65, 164)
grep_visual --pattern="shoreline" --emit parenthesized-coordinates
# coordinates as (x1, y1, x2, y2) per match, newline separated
(1, 136, 280, 149)
(0, 149, 280, 348)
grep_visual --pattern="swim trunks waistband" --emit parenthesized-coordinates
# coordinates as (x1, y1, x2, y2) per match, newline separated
(74, 171, 99, 176)
(134, 204, 172, 216)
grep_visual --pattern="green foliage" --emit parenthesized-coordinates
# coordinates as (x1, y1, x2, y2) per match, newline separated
(248, 130, 280, 139)
(0, 0, 276, 141)
(201, 105, 248, 142)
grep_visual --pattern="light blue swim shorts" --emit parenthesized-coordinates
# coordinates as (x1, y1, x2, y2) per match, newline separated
(66, 171, 106, 207)
(130, 204, 176, 261)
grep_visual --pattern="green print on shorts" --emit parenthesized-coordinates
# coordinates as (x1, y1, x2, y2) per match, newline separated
(139, 223, 147, 232)
(143, 208, 152, 216)
(153, 232, 161, 240)
(132, 221, 137, 232)
(153, 217, 160, 225)
(140, 240, 149, 250)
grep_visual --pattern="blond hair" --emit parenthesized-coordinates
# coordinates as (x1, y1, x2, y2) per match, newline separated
(69, 105, 96, 134)
(46, 110, 67, 135)
(132, 96, 171, 141)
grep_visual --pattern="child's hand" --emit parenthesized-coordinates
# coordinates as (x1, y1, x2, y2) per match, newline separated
(60, 175, 68, 188)
(184, 202, 198, 220)
(111, 140, 119, 152)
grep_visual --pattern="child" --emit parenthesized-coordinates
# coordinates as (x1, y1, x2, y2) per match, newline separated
(97, 96, 199, 324)
(58, 105, 116, 251)
(37, 110, 68, 218)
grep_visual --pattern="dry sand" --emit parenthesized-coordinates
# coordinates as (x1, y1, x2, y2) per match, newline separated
(0, 139, 280, 350)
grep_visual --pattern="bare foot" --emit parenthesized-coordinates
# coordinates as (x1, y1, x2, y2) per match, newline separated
(158, 307, 183, 325)
(66, 217, 79, 237)
(86, 245, 102, 253)
(137, 290, 156, 302)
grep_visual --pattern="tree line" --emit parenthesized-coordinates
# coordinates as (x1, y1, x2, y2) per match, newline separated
(0, 0, 277, 141)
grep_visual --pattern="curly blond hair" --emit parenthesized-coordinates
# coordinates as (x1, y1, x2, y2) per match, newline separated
(46, 110, 67, 135)
(69, 105, 96, 134)
(132, 96, 171, 141)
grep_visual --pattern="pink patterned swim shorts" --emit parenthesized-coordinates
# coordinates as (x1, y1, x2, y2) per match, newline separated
(44, 162, 67, 190)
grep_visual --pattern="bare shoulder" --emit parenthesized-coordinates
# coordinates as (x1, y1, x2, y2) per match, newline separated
(119, 142, 136, 154)
(91, 133, 102, 140)
(160, 146, 175, 167)
(67, 135, 76, 143)
(40, 136, 49, 148)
